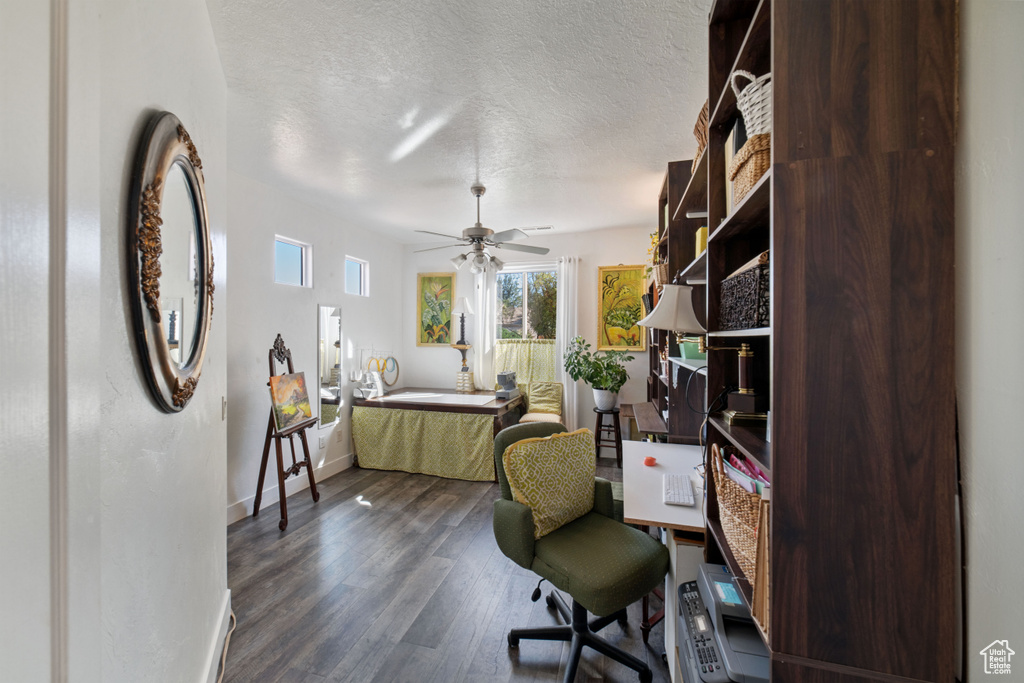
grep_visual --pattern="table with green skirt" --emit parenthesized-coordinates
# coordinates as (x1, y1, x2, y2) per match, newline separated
(352, 387, 522, 481)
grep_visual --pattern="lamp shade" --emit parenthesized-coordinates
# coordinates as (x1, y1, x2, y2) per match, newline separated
(452, 296, 474, 316)
(637, 284, 705, 334)
(451, 253, 468, 269)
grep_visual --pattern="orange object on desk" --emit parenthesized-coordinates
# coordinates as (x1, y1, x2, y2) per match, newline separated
(644, 456, 657, 466)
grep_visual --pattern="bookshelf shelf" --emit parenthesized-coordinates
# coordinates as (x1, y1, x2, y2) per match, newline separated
(672, 149, 708, 221)
(707, 170, 770, 243)
(679, 251, 707, 284)
(708, 414, 771, 477)
(708, 327, 770, 337)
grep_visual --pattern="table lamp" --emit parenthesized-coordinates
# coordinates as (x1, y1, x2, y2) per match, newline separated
(636, 284, 705, 344)
(451, 297, 475, 392)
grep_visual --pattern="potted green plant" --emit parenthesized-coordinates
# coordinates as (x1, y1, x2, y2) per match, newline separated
(563, 336, 634, 410)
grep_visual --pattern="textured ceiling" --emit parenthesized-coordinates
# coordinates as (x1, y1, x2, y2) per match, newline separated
(207, 0, 710, 242)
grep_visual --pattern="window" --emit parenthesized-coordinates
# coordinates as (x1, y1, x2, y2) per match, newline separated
(274, 236, 312, 287)
(497, 268, 558, 339)
(345, 256, 369, 296)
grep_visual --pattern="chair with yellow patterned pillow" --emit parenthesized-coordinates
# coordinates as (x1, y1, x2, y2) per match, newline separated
(519, 381, 563, 425)
(492, 422, 668, 683)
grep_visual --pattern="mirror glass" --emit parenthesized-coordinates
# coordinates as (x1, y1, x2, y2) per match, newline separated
(159, 161, 200, 368)
(318, 305, 343, 427)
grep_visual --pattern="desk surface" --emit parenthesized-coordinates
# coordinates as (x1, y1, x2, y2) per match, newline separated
(352, 387, 521, 414)
(622, 440, 705, 533)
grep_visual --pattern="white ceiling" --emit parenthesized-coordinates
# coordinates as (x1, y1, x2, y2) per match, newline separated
(207, 0, 710, 242)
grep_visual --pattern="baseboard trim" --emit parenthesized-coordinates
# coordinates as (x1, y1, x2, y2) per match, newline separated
(203, 589, 232, 683)
(226, 452, 354, 525)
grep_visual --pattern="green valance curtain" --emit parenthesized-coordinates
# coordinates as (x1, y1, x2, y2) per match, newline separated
(494, 339, 557, 384)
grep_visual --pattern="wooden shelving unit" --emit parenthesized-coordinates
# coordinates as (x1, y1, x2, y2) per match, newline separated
(640, 161, 707, 444)
(694, 1, 958, 681)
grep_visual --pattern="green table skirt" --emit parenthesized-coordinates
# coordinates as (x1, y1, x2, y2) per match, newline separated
(352, 406, 496, 481)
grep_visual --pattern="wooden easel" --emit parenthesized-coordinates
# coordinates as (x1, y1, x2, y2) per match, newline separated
(253, 334, 320, 531)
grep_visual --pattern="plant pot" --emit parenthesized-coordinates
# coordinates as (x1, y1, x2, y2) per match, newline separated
(593, 388, 618, 411)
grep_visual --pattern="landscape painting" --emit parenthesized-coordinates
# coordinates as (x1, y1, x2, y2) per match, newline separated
(417, 272, 455, 346)
(269, 372, 313, 431)
(597, 265, 646, 351)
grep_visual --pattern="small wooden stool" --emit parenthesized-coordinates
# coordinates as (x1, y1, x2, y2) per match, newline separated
(593, 407, 623, 468)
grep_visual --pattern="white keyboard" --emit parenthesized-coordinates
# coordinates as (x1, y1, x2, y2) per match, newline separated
(663, 473, 695, 507)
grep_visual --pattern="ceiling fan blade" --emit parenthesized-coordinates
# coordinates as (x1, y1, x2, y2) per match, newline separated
(495, 242, 550, 255)
(415, 229, 464, 241)
(413, 243, 465, 254)
(489, 228, 528, 243)
(518, 225, 554, 232)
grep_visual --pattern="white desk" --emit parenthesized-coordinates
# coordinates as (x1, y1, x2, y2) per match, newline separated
(622, 440, 705, 532)
(622, 440, 706, 683)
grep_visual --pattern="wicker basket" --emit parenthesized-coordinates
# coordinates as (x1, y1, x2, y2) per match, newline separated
(691, 99, 709, 174)
(652, 262, 670, 286)
(729, 133, 771, 204)
(731, 70, 772, 137)
(712, 444, 761, 579)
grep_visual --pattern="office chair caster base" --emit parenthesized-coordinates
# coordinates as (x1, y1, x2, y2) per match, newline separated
(509, 594, 653, 683)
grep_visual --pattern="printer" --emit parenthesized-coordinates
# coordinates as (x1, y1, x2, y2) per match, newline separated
(677, 563, 769, 683)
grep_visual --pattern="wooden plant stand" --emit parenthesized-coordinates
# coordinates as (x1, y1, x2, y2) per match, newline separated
(253, 334, 320, 531)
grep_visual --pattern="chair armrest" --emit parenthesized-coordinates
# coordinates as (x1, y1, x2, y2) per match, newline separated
(593, 477, 615, 519)
(493, 499, 536, 569)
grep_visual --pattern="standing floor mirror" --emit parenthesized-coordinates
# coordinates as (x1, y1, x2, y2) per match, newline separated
(319, 305, 343, 427)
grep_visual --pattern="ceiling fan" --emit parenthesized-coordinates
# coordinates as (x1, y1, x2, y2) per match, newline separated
(414, 184, 550, 272)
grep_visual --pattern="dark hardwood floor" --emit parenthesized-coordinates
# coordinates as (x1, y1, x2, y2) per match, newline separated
(224, 459, 671, 683)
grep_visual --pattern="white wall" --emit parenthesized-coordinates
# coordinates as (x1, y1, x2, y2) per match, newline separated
(97, 1, 230, 681)
(225, 172, 404, 523)
(402, 225, 651, 430)
(957, 2, 1024, 679)
(0, 3, 58, 679)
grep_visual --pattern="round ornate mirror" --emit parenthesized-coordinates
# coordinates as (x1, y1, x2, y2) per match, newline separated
(127, 111, 214, 412)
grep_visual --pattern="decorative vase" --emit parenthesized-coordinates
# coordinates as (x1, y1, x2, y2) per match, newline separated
(593, 388, 617, 411)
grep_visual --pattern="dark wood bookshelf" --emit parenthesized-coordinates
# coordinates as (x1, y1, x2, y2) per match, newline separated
(696, 1, 958, 680)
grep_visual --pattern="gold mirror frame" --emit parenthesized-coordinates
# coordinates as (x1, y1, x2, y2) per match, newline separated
(127, 111, 214, 412)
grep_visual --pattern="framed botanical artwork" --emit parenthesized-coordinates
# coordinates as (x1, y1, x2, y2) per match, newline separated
(417, 272, 455, 346)
(597, 265, 646, 352)
(268, 372, 313, 431)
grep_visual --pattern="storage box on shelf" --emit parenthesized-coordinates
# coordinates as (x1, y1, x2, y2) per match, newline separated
(698, 0, 957, 681)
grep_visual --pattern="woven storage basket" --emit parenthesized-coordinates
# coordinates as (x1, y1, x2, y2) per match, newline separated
(712, 444, 761, 579)
(653, 262, 670, 286)
(731, 70, 772, 137)
(691, 99, 709, 174)
(729, 133, 771, 204)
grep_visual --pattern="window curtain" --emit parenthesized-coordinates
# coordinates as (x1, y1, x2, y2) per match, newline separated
(494, 340, 557, 384)
(473, 267, 498, 389)
(555, 256, 579, 430)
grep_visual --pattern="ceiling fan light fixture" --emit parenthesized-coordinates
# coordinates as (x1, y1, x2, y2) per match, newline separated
(451, 253, 468, 269)
(490, 255, 504, 270)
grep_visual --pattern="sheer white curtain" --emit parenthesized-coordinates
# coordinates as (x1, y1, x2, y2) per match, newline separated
(555, 256, 579, 430)
(473, 267, 498, 389)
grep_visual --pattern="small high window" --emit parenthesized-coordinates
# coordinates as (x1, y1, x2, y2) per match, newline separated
(346, 256, 369, 296)
(275, 236, 312, 287)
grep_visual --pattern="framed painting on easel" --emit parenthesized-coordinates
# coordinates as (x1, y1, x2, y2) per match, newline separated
(597, 264, 646, 352)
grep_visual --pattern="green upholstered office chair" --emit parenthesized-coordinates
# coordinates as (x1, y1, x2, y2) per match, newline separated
(492, 423, 669, 683)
